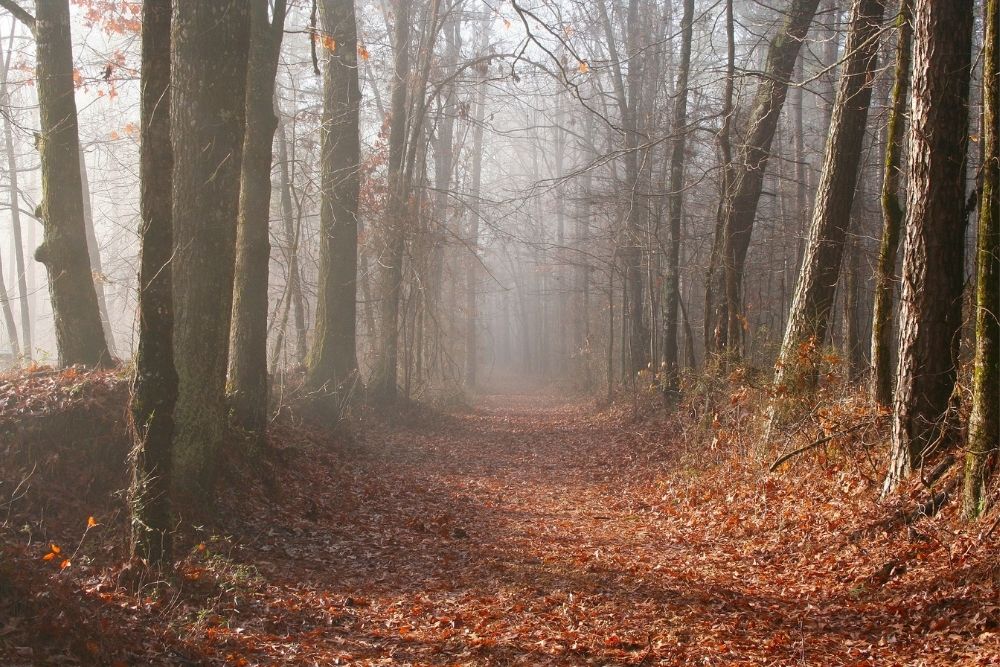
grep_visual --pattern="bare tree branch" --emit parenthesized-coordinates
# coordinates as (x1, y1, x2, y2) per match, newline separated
(0, 0, 35, 33)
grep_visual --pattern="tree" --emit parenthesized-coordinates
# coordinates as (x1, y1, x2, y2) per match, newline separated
(426, 5, 462, 387)
(621, 0, 646, 375)
(883, 0, 974, 494)
(0, 234, 17, 358)
(306, 0, 362, 407)
(273, 123, 308, 369)
(592, 0, 650, 375)
(0, 0, 110, 367)
(371, 0, 412, 403)
(464, 50, 488, 389)
(704, 0, 735, 357)
(170, 1, 250, 504)
(0, 26, 30, 361)
(129, 0, 175, 565)
(963, 0, 999, 518)
(227, 0, 287, 436)
(705, 0, 821, 357)
(662, 0, 694, 393)
(78, 148, 117, 358)
(870, 0, 912, 409)
(768, 0, 884, 420)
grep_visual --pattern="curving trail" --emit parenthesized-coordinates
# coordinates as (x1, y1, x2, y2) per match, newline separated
(200, 388, 999, 666)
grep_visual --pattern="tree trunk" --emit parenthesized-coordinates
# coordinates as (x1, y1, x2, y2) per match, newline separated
(706, 0, 821, 358)
(371, 0, 411, 403)
(770, 0, 883, 413)
(464, 60, 487, 389)
(306, 0, 362, 406)
(0, 28, 30, 361)
(963, 0, 999, 518)
(870, 0, 912, 408)
(662, 0, 694, 393)
(884, 0, 974, 494)
(428, 13, 460, 385)
(623, 0, 647, 375)
(0, 235, 17, 358)
(170, 1, 250, 504)
(33, 0, 109, 367)
(129, 0, 175, 566)
(844, 232, 864, 381)
(78, 147, 117, 358)
(227, 0, 286, 436)
(276, 123, 307, 365)
(705, 0, 735, 357)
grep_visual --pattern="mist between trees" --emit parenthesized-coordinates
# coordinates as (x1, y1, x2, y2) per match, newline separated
(0, 0, 996, 562)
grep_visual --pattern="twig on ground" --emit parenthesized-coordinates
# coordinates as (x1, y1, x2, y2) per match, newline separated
(769, 421, 871, 472)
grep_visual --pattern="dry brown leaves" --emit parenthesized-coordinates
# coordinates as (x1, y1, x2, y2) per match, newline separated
(2, 375, 1000, 665)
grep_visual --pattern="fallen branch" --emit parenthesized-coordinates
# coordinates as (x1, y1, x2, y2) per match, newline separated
(922, 454, 955, 488)
(769, 421, 871, 472)
(905, 476, 959, 525)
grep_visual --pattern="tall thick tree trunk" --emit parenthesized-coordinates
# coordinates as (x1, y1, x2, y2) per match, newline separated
(33, 0, 109, 367)
(371, 0, 411, 403)
(306, 0, 362, 405)
(227, 0, 287, 436)
(963, 0, 999, 518)
(770, 0, 883, 415)
(884, 0, 973, 494)
(170, 1, 250, 504)
(129, 0, 175, 565)
(662, 0, 694, 393)
(870, 0, 911, 408)
(706, 0, 820, 358)
(0, 29, 29, 361)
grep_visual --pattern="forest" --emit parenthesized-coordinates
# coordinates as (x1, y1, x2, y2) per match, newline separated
(0, 0, 998, 663)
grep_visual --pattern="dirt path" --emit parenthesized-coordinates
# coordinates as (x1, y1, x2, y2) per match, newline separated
(198, 390, 998, 666)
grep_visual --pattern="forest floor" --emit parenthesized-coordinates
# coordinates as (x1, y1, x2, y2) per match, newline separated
(3, 370, 1000, 665)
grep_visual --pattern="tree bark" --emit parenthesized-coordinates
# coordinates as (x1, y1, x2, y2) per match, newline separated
(662, 0, 694, 393)
(884, 0, 973, 494)
(770, 0, 883, 412)
(129, 0, 175, 566)
(306, 0, 362, 406)
(170, 0, 250, 504)
(371, 0, 411, 403)
(963, 0, 999, 518)
(227, 0, 286, 436)
(870, 0, 911, 408)
(33, 0, 109, 367)
(706, 0, 820, 358)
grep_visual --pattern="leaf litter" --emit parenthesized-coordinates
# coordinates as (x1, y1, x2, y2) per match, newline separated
(1, 370, 999, 665)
